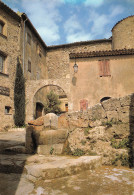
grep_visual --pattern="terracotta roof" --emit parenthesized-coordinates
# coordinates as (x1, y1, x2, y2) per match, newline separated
(112, 15, 134, 31)
(0, 1, 21, 22)
(70, 49, 134, 59)
(47, 38, 112, 50)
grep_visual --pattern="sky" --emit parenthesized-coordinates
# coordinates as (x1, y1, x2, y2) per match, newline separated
(2, 0, 134, 46)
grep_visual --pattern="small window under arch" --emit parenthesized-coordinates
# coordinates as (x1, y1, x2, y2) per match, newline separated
(100, 97, 111, 103)
(0, 20, 4, 34)
(5, 106, 11, 114)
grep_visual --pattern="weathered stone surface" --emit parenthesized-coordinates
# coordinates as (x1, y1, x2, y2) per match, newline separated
(25, 155, 102, 180)
(88, 104, 106, 120)
(25, 126, 35, 154)
(37, 144, 64, 155)
(102, 98, 121, 111)
(58, 114, 69, 129)
(118, 106, 130, 123)
(28, 116, 44, 126)
(44, 113, 58, 129)
(38, 129, 68, 145)
(106, 110, 119, 122)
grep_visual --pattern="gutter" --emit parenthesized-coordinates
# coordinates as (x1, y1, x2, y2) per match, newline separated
(23, 18, 27, 74)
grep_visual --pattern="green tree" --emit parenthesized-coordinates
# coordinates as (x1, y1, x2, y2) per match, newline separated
(14, 57, 25, 126)
(44, 90, 61, 114)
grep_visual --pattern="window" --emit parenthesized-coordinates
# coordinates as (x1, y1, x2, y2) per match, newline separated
(27, 33, 31, 45)
(0, 21, 4, 34)
(5, 106, 11, 114)
(0, 55, 4, 73)
(36, 44, 42, 57)
(28, 60, 31, 72)
(99, 59, 111, 77)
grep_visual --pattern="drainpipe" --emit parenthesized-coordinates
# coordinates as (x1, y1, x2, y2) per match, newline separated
(23, 18, 27, 74)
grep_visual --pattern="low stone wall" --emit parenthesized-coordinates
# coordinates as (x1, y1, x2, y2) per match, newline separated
(58, 94, 134, 167)
(26, 94, 134, 167)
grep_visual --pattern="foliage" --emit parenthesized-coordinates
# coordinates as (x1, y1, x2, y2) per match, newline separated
(84, 127, 92, 136)
(81, 139, 86, 145)
(112, 153, 129, 166)
(44, 90, 61, 114)
(50, 147, 54, 155)
(14, 58, 25, 127)
(72, 148, 85, 156)
(111, 138, 129, 149)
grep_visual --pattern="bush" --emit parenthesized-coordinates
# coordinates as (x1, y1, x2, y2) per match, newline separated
(111, 138, 129, 149)
(112, 153, 129, 166)
(72, 148, 85, 156)
(44, 91, 61, 114)
(14, 58, 25, 126)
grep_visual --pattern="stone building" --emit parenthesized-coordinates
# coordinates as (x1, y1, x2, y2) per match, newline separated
(0, 0, 134, 128)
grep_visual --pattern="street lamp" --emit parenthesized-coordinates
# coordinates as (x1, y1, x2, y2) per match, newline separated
(73, 58, 78, 73)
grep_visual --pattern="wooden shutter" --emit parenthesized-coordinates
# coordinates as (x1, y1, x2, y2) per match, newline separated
(105, 59, 110, 76)
(0, 56, 3, 72)
(99, 60, 103, 76)
(98, 60, 110, 77)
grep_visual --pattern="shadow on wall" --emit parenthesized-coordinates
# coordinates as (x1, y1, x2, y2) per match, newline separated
(129, 94, 134, 167)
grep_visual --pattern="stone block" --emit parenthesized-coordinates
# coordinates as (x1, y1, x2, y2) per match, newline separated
(120, 94, 134, 107)
(106, 110, 119, 122)
(44, 113, 58, 129)
(89, 104, 106, 120)
(38, 129, 68, 145)
(118, 106, 130, 123)
(28, 117, 44, 126)
(102, 98, 121, 111)
(37, 144, 64, 155)
(25, 126, 35, 154)
(58, 114, 69, 129)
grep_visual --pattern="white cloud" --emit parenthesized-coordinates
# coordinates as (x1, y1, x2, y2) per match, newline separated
(21, 0, 63, 45)
(64, 15, 82, 34)
(84, 0, 104, 7)
(88, 5, 124, 39)
(64, 14, 92, 43)
(66, 32, 92, 43)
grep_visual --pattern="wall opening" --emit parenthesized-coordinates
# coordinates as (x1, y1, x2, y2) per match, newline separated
(100, 97, 111, 103)
(36, 102, 44, 119)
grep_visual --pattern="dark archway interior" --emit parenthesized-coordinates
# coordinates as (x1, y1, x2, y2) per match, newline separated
(100, 97, 111, 103)
(36, 102, 44, 119)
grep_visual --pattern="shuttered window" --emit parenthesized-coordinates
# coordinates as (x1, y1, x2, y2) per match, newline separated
(0, 21, 4, 34)
(99, 59, 111, 77)
(28, 60, 31, 72)
(0, 55, 4, 72)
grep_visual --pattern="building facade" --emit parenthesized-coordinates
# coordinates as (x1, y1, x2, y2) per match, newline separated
(0, 1, 134, 128)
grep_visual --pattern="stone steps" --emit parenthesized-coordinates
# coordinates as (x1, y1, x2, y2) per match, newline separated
(0, 154, 102, 180)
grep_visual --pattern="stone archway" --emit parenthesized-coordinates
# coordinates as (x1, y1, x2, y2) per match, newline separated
(25, 79, 70, 123)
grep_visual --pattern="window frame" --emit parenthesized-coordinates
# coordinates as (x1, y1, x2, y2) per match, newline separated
(0, 20, 4, 34)
(28, 60, 31, 72)
(98, 59, 111, 77)
(27, 33, 31, 45)
(0, 54, 4, 73)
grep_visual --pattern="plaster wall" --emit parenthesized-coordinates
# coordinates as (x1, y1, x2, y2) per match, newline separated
(70, 55, 134, 111)
(46, 42, 112, 80)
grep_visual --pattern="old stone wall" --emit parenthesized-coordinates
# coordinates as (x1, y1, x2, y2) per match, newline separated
(112, 16, 134, 50)
(0, 8, 21, 129)
(58, 94, 134, 166)
(46, 41, 111, 80)
(20, 22, 48, 81)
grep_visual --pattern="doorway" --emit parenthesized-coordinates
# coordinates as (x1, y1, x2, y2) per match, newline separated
(36, 102, 44, 119)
